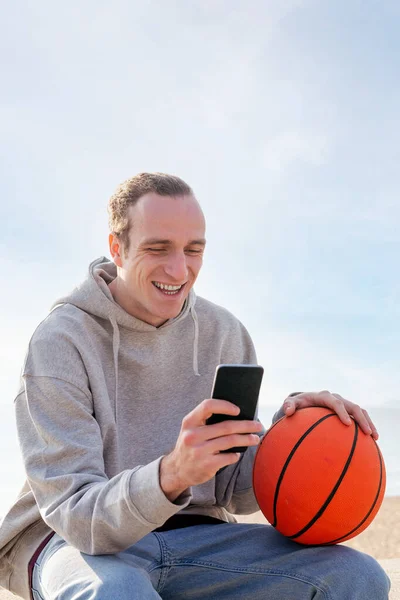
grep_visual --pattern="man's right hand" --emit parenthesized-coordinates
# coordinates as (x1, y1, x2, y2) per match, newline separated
(160, 398, 263, 502)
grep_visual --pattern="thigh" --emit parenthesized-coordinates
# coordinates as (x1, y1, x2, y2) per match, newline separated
(32, 533, 163, 600)
(157, 522, 390, 600)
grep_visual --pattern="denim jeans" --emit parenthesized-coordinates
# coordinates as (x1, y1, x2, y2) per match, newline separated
(32, 522, 390, 599)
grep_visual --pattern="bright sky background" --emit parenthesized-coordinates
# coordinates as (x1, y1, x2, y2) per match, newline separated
(1, 1, 399, 508)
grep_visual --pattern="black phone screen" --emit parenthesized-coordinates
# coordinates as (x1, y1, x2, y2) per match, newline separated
(206, 364, 264, 452)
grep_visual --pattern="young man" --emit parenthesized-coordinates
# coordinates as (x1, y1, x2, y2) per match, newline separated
(0, 173, 389, 599)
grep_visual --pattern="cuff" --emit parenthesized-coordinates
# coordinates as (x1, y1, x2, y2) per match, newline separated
(126, 457, 192, 527)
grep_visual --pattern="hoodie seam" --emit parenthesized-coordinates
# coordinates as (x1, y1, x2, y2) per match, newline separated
(228, 486, 254, 495)
(21, 374, 92, 401)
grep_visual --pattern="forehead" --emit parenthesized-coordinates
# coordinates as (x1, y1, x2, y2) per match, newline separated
(128, 192, 206, 242)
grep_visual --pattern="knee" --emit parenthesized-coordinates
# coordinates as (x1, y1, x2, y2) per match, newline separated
(327, 548, 390, 599)
(353, 553, 390, 599)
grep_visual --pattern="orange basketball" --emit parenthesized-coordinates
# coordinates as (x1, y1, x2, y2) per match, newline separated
(253, 407, 386, 545)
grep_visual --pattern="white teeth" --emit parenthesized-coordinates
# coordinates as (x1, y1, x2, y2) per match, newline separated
(154, 282, 183, 291)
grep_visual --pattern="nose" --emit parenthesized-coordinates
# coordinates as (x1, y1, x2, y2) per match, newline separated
(164, 251, 189, 282)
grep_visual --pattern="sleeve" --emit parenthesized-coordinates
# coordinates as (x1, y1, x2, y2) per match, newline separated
(213, 318, 267, 514)
(16, 329, 191, 555)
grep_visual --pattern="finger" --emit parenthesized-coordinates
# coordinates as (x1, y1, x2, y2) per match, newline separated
(349, 404, 373, 435)
(213, 451, 242, 470)
(332, 394, 375, 436)
(183, 398, 240, 428)
(326, 393, 352, 425)
(362, 408, 379, 439)
(199, 419, 263, 444)
(206, 419, 263, 436)
(208, 433, 261, 454)
(356, 406, 379, 439)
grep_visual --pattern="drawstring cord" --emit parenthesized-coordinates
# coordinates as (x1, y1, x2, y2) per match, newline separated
(109, 303, 200, 423)
(190, 307, 201, 376)
(109, 315, 120, 422)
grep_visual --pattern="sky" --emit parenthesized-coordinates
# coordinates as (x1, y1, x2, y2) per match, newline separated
(1, 0, 399, 508)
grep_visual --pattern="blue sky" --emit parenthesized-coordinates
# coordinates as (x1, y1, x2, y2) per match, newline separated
(1, 0, 399, 508)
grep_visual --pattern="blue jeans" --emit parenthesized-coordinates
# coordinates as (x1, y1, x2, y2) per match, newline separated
(32, 523, 390, 599)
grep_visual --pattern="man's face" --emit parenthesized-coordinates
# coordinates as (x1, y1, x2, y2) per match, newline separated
(111, 192, 206, 326)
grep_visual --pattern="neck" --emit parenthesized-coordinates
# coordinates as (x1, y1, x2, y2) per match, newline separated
(108, 278, 177, 327)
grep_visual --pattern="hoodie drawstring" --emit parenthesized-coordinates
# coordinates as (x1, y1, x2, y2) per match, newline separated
(109, 315, 120, 422)
(110, 305, 199, 421)
(190, 306, 201, 376)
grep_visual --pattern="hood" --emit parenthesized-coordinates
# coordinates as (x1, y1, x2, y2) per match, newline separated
(51, 256, 197, 333)
(51, 256, 201, 377)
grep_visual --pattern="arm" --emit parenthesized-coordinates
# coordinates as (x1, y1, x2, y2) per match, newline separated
(17, 319, 193, 556)
(16, 375, 191, 555)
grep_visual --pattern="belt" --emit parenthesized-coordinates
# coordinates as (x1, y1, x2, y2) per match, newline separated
(28, 532, 55, 600)
(154, 514, 227, 532)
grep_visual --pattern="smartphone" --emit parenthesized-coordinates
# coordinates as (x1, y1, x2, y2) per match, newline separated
(206, 364, 264, 452)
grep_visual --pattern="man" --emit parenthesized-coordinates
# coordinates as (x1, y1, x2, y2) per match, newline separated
(0, 173, 389, 599)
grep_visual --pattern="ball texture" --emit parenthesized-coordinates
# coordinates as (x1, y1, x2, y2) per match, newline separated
(253, 407, 386, 545)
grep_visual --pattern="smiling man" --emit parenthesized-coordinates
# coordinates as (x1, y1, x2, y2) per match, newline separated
(107, 188, 206, 327)
(0, 173, 389, 599)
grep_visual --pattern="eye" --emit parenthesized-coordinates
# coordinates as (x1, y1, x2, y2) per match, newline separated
(186, 248, 204, 254)
(148, 248, 166, 252)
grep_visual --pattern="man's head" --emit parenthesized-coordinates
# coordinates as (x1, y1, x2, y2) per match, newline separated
(108, 173, 206, 327)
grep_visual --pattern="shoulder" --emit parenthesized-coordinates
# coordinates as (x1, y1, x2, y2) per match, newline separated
(29, 303, 91, 347)
(194, 296, 257, 364)
(195, 295, 241, 324)
(23, 304, 93, 379)
(194, 296, 252, 338)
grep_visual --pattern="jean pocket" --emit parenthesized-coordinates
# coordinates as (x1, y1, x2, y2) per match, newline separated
(33, 535, 66, 594)
(31, 588, 45, 600)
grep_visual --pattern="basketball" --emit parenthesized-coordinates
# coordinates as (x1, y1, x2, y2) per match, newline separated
(253, 406, 386, 545)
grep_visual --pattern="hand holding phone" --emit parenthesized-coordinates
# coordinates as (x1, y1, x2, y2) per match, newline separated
(160, 368, 264, 500)
(206, 364, 264, 452)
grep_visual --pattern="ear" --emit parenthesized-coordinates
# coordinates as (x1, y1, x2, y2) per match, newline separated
(109, 233, 123, 267)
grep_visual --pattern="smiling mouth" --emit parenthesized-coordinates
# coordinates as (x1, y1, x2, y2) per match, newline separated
(152, 281, 186, 295)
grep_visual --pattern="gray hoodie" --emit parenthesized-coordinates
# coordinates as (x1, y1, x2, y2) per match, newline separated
(0, 257, 265, 599)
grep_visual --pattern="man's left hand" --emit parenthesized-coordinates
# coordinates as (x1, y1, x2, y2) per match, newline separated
(281, 391, 379, 440)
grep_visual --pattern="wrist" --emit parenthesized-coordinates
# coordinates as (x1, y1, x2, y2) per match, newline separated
(160, 454, 188, 503)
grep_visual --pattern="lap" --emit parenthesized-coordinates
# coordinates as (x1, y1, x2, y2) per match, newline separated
(159, 522, 389, 599)
(32, 523, 390, 600)
(32, 533, 162, 600)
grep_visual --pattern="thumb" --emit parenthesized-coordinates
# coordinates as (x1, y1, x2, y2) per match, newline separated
(283, 400, 296, 415)
(283, 392, 303, 416)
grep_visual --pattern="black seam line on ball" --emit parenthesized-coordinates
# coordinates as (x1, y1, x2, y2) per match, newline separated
(314, 438, 384, 546)
(272, 413, 336, 528)
(288, 421, 359, 540)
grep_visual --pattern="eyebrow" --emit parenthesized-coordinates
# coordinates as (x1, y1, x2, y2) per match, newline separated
(140, 238, 207, 246)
